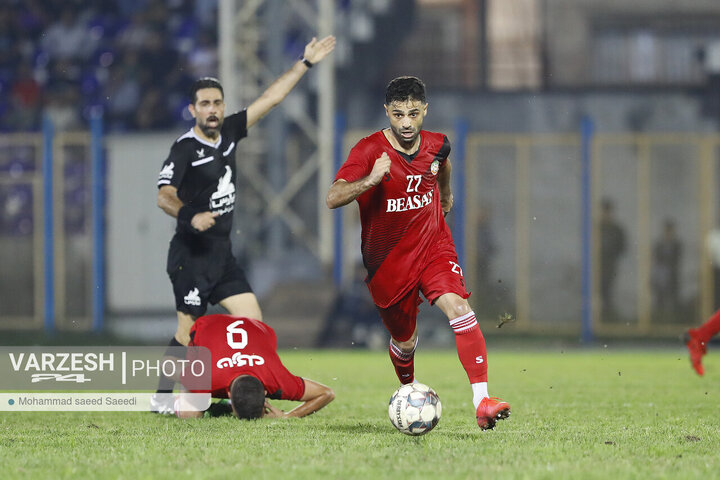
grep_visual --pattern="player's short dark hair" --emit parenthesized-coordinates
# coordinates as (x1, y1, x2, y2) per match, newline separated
(229, 375, 265, 420)
(190, 77, 224, 104)
(385, 76, 426, 105)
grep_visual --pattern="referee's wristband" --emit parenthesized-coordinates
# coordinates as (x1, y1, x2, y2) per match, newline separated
(178, 205, 201, 230)
(300, 56, 313, 68)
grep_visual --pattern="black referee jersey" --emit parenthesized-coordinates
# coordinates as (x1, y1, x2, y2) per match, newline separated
(157, 110, 248, 238)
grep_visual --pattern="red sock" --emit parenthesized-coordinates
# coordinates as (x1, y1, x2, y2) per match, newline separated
(694, 308, 720, 343)
(389, 338, 417, 384)
(450, 311, 488, 383)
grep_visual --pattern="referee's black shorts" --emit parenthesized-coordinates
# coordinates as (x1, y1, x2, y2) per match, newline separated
(166, 233, 253, 317)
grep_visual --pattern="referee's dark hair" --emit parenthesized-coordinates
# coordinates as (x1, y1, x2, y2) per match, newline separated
(190, 77, 224, 104)
(385, 76, 426, 105)
(229, 375, 265, 420)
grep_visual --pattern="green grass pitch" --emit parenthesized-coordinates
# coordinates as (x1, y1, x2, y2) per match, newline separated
(1, 348, 719, 479)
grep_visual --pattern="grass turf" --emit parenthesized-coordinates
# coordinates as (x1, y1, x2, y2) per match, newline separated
(0, 348, 718, 479)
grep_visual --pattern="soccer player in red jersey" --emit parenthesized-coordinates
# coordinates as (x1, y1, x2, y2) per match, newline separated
(326, 76, 509, 430)
(176, 314, 334, 419)
(685, 308, 720, 376)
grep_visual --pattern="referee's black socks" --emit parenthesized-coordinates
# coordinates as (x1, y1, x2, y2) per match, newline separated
(155, 336, 187, 394)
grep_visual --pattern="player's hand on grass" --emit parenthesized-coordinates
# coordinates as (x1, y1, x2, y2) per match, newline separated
(303, 36, 336, 65)
(191, 211, 219, 232)
(263, 400, 286, 419)
(368, 152, 391, 187)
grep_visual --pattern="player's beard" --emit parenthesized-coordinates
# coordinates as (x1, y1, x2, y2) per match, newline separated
(390, 124, 420, 149)
(198, 115, 223, 139)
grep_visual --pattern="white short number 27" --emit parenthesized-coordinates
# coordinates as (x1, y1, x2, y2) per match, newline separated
(449, 261, 463, 276)
(226, 320, 248, 349)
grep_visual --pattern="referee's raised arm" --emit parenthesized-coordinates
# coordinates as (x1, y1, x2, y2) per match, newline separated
(246, 35, 335, 128)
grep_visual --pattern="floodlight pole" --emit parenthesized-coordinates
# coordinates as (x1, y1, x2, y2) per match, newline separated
(218, 0, 335, 266)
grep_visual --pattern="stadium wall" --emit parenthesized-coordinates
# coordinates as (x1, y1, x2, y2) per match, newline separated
(344, 90, 715, 135)
(1, 90, 718, 342)
(105, 134, 177, 313)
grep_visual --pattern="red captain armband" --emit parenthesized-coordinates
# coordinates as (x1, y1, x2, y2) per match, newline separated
(178, 205, 202, 231)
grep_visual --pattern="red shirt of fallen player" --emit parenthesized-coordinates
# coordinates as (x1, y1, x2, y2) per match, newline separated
(182, 314, 334, 420)
(189, 314, 304, 400)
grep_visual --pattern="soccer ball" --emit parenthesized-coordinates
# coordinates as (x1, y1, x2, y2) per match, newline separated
(388, 383, 442, 435)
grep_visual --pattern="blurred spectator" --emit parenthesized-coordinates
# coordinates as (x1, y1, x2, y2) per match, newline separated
(104, 59, 141, 131)
(16, 0, 49, 38)
(40, 5, 96, 61)
(475, 204, 497, 290)
(651, 218, 682, 314)
(194, 0, 218, 29)
(115, 10, 153, 51)
(0, 6, 20, 77)
(0, 0, 215, 132)
(599, 198, 626, 319)
(0, 185, 34, 236)
(164, 57, 194, 120)
(707, 225, 720, 309)
(134, 87, 173, 130)
(9, 63, 42, 130)
(117, 0, 150, 18)
(47, 58, 82, 91)
(43, 86, 82, 131)
(474, 203, 513, 318)
(139, 30, 179, 85)
(143, 0, 172, 29)
(188, 29, 218, 78)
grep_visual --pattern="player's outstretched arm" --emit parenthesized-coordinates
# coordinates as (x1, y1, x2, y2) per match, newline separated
(269, 378, 334, 419)
(158, 185, 218, 232)
(326, 152, 391, 208)
(437, 158, 453, 216)
(246, 35, 336, 128)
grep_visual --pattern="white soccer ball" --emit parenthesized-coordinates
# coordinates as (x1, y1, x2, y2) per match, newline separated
(388, 382, 442, 436)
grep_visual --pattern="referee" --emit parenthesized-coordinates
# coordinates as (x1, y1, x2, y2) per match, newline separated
(153, 35, 336, 413)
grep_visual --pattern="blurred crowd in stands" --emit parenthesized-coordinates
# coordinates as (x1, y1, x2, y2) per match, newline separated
(0, 0, 220, 132)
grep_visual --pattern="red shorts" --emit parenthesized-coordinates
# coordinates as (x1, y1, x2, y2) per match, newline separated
(375, 253, 470, 342)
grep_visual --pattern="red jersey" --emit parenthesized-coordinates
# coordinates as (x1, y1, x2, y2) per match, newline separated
(188, 314, 305, 400)
(335, 130, 455, 307)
